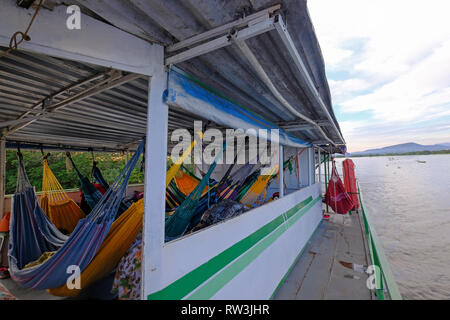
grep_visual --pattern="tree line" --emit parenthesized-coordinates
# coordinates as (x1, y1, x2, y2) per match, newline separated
(5, 150, 145, 195)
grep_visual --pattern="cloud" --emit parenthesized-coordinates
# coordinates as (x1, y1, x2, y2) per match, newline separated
(307, 0, 450, 151)
(340, 41, 450, 123)
(328, 78, 372, 104)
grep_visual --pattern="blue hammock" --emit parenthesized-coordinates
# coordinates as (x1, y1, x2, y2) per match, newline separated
(9, 141, 144, 290)
(92, 161, 110, 191)
(9, 155, 67, 270)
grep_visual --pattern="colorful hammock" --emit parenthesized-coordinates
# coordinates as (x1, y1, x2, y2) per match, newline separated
(48, 198, 144, 297)
(165, 144, 224, 240)
(9, 141, 144, 290)
(324, 160, 354, 214)
(41, 156, 85, 233)
(174, 170, 204, 196)
(9, 151, 68, 272)
(239, 165, 278, 208)
(238, 155, 294, 208)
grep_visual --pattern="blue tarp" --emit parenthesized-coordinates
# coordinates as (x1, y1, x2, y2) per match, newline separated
(165, 69, 312, 149)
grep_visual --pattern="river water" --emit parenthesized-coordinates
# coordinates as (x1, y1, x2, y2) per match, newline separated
(335, 154, 450, 299)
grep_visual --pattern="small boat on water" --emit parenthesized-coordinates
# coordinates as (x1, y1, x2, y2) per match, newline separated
(416, 160, 426, 163)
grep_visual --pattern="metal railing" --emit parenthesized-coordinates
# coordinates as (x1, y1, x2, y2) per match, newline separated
(356, 180, 402, 300)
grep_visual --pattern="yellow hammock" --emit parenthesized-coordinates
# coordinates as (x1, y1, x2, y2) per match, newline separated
(41, 158, 85, 233)
(240, 164, 279, 208)
(48, 198, 144, 297)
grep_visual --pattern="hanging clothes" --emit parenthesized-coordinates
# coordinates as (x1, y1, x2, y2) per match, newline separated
(324, 160, 354, 214)
(111, 233, 142, 300)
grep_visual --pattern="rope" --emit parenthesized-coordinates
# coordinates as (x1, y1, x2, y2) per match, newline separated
(0, 0, 45, 60)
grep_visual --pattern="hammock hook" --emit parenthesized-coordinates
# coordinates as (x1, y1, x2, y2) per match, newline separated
(40, 144, 49, 160)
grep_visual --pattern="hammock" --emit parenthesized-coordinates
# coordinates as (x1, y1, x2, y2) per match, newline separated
(92, 161, 110, 191)
(66, 153, 104, 212)
(9, 151, 68, 272)
(9, 141, 145, 290)
(41, 156, 85, 233)
(342, 159, 359, 210)
(239, 166, 277, 208)
(174, 170, 205, 196)
(48, 198, 144, 297)
(239, 155, 296, 208)
(324, 161, 354, 214)
(190, 199, 248, 232)
(68, 153, 130, 217)
(234, 170, 261, 202)
(165, 144, 224, 240)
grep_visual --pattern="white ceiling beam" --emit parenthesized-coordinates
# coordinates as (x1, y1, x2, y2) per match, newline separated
(0, 1, 163, 75)
(166, 5, 280, 53)
(165, 15, 276, 65)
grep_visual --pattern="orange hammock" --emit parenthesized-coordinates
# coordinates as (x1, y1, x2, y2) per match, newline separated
(174, 170, 207, 196)
(41, 158, 85, 233)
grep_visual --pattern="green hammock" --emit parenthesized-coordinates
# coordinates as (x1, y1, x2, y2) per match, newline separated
(165, 144, 224, 240)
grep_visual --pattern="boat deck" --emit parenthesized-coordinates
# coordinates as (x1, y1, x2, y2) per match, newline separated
(1, 208, 373, 300)
(0, 278, 63, 300)
(273, 208, 373, 300)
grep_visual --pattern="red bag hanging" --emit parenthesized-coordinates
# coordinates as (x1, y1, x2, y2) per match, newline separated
(342, 159, 359, 209)
(325, 161, 354, 214)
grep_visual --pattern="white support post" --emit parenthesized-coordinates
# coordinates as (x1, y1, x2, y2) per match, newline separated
(279, 144, 284, 198)
(308, 148, 314, 186)
(0, 138, 5, 218)
(297, 149, 301, 189)
(141, 70, 169, 300)
(318, 148, 322, 189)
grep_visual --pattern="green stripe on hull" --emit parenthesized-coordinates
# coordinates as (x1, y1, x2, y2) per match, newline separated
(187, 196, 321, 299)
(148, 196, 319, 300)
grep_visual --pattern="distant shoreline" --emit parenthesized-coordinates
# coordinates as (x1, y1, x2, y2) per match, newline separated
(338, 150, 450, 158)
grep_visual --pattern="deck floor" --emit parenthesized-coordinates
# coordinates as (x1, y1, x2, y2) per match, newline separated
(0, 278, 64, 300)
(274, 209, 373, 300)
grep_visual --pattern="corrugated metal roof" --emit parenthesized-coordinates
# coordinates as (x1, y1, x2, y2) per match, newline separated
(0, 0, 345, 152)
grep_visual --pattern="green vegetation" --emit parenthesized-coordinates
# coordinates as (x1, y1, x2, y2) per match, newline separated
(5, 150, 145, 195)
(347, 149, 450, 158)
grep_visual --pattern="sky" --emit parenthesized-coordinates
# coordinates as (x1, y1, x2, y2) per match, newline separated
(307, 0, 450, 152)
